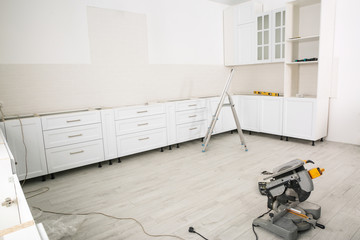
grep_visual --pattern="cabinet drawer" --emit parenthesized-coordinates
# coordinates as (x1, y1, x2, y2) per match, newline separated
(114, 104, 165, 120)
(176, 109, 207, 125)
(43, 123, 102, 149)
(42, 111, 101, 130)
(175, 99, 206, 112)
(117, 128, 167, 157)
(46, 139, 104, 173)
(176, 121, 207, 142)
(116, 114, 166, 136)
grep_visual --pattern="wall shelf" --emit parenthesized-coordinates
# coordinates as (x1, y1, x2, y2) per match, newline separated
(286, 61, 318, 64)
(287, 35, 319, 42)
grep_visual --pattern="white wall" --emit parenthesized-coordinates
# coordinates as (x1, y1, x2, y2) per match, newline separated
(87, 0, 227, 64)
(0, 0, 91, 64)
(326, 0, 360, 145)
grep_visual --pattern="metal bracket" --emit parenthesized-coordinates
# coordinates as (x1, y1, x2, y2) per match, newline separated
(1, 197, 17, 207)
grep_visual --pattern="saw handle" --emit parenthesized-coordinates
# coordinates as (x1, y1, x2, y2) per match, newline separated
(316, 223, 325, 229)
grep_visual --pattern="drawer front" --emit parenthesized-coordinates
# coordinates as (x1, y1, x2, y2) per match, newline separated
(42, 111, 101, 130)
(176, 121, 207, 142)
(114, 104, 165, 120)
(175, 99, 207, 112)
(43, 123, 102, 149)
(46, 139, 104, 173)
(116, 114, 166, 136)
(117, 128, 167, 157)
(176, 109, 207, 125)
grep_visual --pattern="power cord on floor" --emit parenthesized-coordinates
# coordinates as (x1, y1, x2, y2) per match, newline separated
(24, 187, 50, 199)
(188, 227, 209, 240)
(31, 206, 186, 240)
(252, 209, 272, 240)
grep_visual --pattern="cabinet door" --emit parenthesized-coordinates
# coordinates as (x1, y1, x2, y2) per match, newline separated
(239, 96, 260, 131)
(272, 9, 286, 62)
(165, 102, 177, 145)
(5, 118, 48, 180)
(0, 122, 5, 137)
(283, 98, 316, 140)
(236, 23, 255, 64)
(260, 97, 283, 135)
(256, 13, 271, 63)
(101, 109, 118, 160)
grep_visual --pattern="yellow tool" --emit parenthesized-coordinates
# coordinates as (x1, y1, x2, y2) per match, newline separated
(253, 91, 280, 97)
(308, 167, 325, 179)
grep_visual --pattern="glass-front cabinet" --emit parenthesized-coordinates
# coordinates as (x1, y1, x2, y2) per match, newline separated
(256, 13, 271, 63)
(272, 9, 286, 62)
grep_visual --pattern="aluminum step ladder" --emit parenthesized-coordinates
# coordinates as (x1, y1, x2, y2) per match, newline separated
(202, 68, 248, 152)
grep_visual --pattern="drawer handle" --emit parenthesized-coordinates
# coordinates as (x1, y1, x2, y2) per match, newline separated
(138, 137, 149, 141)
(189, 127, 198, 130)
(70, 150, 84, 155)
(189, 115, 197, 118)
(67, 119, 81, 123)
(138, 123, 149, 126)
(188, 104, 197, 107)
(68, 134, 83, 138)
(137, 110, 148, 114)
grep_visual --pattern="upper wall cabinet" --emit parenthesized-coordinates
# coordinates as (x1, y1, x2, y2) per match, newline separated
(272, 8, 286, 62)
(224, 1, 263, 66)
(256, 13, 271, 63)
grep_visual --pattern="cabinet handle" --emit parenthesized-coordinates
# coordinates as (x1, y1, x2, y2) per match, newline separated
(67, 119, 81, 123)
(138, 137, 149, 141)
(137, 123, 149, 126)
(189, 127, 198, 130)
(68, 134, 83, 138)
(188, 104, 197, 107)
(137, 110, 148, 113)
(70, 150, 84, 155)
(188, 115, 197, 118)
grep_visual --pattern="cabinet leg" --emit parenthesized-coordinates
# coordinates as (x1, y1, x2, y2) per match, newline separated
(286, 137, 288, 141)
(160, 147, 164, 152)
(50, 174, 55, 179)
(249, 131, 252, 135)
(312, 141, 315, 146)
(231, 130, 234, 134)
(41, 176, 46, 182)
(320, 138, 323, 142)
(98, 162, 102, 168)
(169, 145, 172, 150)
(280, 136, 283, 140)
(109, 160, 112, 165)
(118, 158, 121, 163)
(176, 144, 180, 148)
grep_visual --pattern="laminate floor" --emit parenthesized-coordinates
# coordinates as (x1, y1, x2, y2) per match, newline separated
(23, 132, 360, 240)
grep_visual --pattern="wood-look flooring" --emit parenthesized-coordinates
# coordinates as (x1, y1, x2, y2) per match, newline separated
(23, 132, 360, 240)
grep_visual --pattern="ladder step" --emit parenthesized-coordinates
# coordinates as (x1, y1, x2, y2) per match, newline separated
(223, 103, 232, 107)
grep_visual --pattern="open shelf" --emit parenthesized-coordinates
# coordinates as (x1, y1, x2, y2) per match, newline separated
(286, 61, 318, 65)
(287, 35, 319, 42)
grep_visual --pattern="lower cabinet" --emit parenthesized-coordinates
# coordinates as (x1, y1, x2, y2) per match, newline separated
(259, 97, 283, 135)
(283, 98, 317, 140)
(117, 128, 167, 157)
(101, 109, 118, 160)
(4, 118, 48, 180)
(176, 121, 207, 142)
(46, 140, 104, 173)
(238, 95, 261, 132)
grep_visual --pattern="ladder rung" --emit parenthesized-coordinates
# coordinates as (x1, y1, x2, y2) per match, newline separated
(223, 103, 232, 107)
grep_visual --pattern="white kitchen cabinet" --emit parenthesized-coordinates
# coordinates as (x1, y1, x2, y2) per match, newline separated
(117, 128, 167, 157)
(42, 110, 105, 173)
(165, 102, 177, 145)
(114, 104, 167, 156)
(176, 121, 207, 143)
(283, 97, 316, 140)
(256, 13, 271, 63)
(259, 97, 283, 135)
(5, 118, 48, 180)
(208, 96, 239, 134)
(272, 8, 286, 62)
(224, 2, 262, 66)
(46, 139, 104, 174)
(100, 109, 118, 160)
(238, 96, 260, 132)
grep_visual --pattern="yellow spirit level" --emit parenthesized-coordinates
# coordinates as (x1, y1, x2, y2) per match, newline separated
(254, 91, 280, 97)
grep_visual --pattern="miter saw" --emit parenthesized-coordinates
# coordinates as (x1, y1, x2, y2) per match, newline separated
(253, 159, 325, 240)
